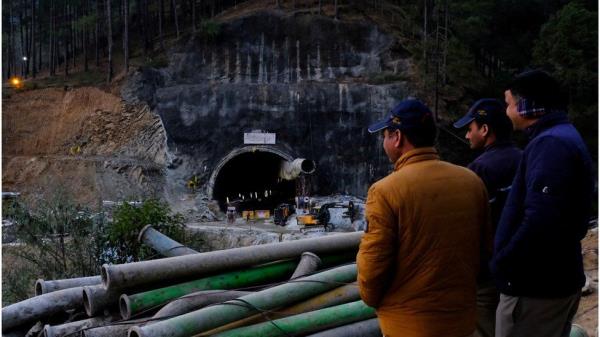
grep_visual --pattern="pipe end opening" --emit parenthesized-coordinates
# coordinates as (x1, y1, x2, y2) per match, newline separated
(100, 265, 109, 288)
(128, 327, 144, 337)
(301, 160, 316, 174)
(120, 294, 132, 320)
(83, 287, 93, 317)
(35, 279, 45, 296)
(137, 224, 153, 243)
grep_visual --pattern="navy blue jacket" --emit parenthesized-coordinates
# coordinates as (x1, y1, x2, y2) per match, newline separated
(491, 112, 594, 297)
(469, 142, 522, 282)
(468, 142, 522, 228)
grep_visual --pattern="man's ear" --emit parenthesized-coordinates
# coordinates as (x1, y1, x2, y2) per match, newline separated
(481, 124, 489, 137)
(395, 129, 403, 148)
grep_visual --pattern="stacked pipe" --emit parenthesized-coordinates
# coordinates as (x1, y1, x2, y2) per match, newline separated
(4, 226, 590, 337)
(2, 226, 372, 337)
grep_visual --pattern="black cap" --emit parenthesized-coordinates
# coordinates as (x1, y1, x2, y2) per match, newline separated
(453, 98, 506, 129)
(508, 69, 565, 109)
(368, 99, 434, 133)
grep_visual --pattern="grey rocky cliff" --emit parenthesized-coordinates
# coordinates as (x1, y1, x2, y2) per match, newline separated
(123, 10, 415, 205)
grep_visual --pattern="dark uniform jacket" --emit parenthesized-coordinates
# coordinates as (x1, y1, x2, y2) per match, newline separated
(468, 142, 522, 281)
(491, 113, 594, 297)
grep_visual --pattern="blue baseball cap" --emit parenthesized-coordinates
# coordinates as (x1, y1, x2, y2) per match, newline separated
(368, 99, 434, 133)
(453, 98, 506, 129)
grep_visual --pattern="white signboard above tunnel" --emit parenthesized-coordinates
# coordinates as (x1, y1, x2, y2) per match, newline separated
(244, 132, 276, 144)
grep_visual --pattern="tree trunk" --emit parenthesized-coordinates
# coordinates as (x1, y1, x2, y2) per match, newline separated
(423, 0, 428, 73)
(123, 0, 129, 73)
(25, 0, 31, 77)
(31, 0, 36, 77)
(172, 0, 179, 38)
(19, 0, 25, 77)
(143, 0, 149, 53)
(84, 0, 89, 71)
(96, 0, 101, 67)
(64, 0, 69, 76)
(159, 0, 165, 48)
(37, 1, 41, 72)
(334, 0, 339, 20)
(6, 0, 13, 79)
(191, 0, 195, 33)
(71, 4, 76, 69)
(106, 0, 113, 82)
(50, 0, 54, 75)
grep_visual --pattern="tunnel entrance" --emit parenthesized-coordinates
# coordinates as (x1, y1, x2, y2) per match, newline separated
(211, 150, 298, 212)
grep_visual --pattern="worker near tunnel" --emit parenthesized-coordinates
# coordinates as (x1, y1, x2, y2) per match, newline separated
(453, 98, 522, 337)
(492, 70, 594, 337)
(357, 99, 490, 337)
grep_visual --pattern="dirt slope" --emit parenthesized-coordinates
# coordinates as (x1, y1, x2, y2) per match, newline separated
(2, 87, 167, 204)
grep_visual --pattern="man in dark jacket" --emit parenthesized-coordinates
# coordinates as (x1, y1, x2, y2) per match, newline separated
(491, 70, 594, 337)
(454, 98, 522, 337)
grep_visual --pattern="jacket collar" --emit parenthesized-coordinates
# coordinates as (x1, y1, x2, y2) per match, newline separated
(483, 141, 515, 152)
(394, 147, 439, 171)
(525, 112, 569, 140)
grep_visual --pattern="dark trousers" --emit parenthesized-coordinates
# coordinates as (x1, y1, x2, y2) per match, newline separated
(495, 291, 580, 337)
(475, 281, 499, 337)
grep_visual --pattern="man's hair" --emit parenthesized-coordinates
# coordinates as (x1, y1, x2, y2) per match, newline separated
(473, 118, 513, 142)
(397, 115, 438, 147)
(507, 69, 565, 110)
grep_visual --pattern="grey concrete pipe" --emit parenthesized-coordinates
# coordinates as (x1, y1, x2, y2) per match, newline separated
(290, 252, 322, 279)
(35, 276, 102, 296)
(43, 316, 114, 337)
(153, 290, 251, 319)
(102, 232, 362, 291)
(127, 264, 357, 337)
(305, 318, 381, 337)
(82, 320, 146, 337)
(83, 285, 122, 317)
(279, 158, 316, 180)
(137, 225, 198, 257)
(2, 287, 84, 332)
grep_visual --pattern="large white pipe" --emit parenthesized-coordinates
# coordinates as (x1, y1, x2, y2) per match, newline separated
(101, 232, 362, 291)
(279, 158, 316, 180)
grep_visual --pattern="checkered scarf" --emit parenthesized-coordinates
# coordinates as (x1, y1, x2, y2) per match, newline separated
(517, 98, 548, 117)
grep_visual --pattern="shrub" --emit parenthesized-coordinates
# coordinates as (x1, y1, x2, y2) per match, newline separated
(106, 199, 186, 263)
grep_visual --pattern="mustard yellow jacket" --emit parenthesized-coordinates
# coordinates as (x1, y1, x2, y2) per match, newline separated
(357, 147, 489, 337)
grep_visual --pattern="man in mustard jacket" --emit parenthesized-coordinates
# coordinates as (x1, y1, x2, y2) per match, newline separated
(357, 99, 490, 337)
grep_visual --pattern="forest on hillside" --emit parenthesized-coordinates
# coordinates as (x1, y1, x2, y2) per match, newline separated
(2, 0, 598, 153)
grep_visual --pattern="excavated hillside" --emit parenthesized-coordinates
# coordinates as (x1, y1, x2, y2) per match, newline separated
(2, 87, 167, 205)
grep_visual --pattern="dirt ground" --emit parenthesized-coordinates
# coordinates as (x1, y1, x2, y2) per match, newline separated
(575, 229, 598, 336)
(2, 87, 166, 204)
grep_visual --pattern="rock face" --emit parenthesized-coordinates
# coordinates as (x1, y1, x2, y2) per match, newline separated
(124, 10, 415, 203)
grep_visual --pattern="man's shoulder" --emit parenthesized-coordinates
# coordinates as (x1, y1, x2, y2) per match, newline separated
(470, 144, 522, 170)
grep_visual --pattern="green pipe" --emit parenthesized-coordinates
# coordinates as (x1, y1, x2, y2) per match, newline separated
(570, 324, 589, 337)
(211, 300, 376, 337)
(120, 260, 297, 319)
(128, 264, 358, 337)
(203, 283, 360, 335)
(121, 252, 355, 319)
